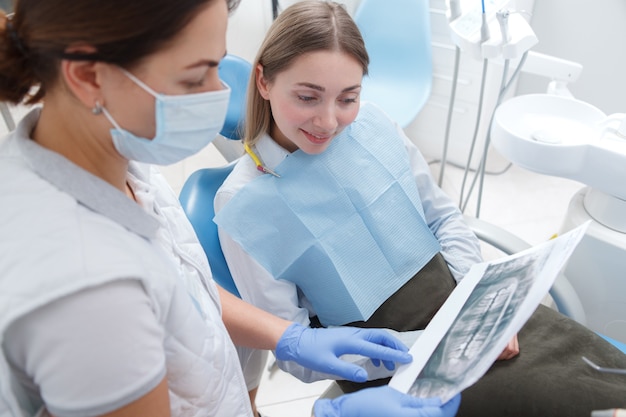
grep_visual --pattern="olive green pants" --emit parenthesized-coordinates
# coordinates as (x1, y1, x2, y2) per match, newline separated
(331, 253, 626, 417)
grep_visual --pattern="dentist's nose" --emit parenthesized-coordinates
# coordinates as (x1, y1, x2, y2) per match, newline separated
(203, 72, 225, 93)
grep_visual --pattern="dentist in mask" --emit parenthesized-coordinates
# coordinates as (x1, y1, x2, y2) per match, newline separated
(0, 0, 461, 416)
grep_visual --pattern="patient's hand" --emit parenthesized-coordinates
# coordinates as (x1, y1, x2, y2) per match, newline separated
(497, 334, 520, 360)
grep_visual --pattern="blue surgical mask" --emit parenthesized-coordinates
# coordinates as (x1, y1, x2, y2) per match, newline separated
(100, 69, 231, 165)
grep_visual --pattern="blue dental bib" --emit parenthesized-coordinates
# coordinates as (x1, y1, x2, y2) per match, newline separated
(215, 103, 440, 326)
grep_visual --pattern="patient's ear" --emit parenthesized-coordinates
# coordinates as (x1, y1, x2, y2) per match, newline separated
(256, 64, 271, 100)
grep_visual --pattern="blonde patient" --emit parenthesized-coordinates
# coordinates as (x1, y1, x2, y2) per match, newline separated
(215, 2, 626, 417)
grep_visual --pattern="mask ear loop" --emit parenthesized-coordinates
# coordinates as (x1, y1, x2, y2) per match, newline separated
(120, 68, 160, 99)
(93, 100, 123, 131)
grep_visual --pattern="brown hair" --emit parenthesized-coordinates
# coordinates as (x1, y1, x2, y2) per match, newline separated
(0, 0, 240, 104)
(244, 1, 369, 146)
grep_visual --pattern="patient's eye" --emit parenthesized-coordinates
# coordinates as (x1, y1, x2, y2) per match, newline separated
(298, 95, 317, 103)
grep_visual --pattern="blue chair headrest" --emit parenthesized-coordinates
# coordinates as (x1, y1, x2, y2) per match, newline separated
(218, 55, 253, 141)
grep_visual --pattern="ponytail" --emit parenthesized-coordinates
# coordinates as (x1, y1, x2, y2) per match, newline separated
(0, 10, 38, 104)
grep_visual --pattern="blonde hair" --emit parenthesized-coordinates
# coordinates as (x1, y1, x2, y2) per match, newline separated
(244, 1, 368, 146)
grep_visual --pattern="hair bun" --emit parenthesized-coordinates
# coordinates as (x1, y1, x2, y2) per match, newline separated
(0, 12, 37, 104)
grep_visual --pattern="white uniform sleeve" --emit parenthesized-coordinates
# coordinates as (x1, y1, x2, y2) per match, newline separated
(3, 279, 166, 417)
(399, 124, 483, 281)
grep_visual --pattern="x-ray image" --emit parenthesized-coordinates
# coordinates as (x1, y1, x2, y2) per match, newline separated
(408, 250, 548, 400)
(389, 222, 588, 402)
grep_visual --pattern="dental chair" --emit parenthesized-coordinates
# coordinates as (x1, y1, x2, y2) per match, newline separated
(353, 0, 433, 128)
(179, 161, 240, 296)
(218, 54, 252, 141)
(178, 54, 252, 295)
(212, 54, 252, 162)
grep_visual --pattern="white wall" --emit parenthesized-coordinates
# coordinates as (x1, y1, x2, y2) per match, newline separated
(225, 0, 272, 63)
(517, 0, 626, 115)
(226, 0, 360, 63)
(5, 1, 623, 191)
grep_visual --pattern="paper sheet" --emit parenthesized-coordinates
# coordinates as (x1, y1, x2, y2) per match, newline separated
(389, 221, 590, 402)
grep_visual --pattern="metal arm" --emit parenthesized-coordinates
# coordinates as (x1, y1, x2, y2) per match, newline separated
(0, 102, 15, 132)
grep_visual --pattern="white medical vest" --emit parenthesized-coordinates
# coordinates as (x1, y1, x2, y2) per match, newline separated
(0, 109, 252, 417)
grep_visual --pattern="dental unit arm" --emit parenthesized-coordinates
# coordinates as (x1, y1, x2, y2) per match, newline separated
(447, 0, 537, 61)
(446, 1, 626, 344)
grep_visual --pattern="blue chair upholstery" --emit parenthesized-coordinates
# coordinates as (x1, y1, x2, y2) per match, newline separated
(179, 161, 240, 297)
(354, 0, 433, 128)
(218, 54, 253, 140)
(178, 55, 251, 296)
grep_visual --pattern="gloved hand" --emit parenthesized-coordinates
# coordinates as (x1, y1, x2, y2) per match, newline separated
(313, 386, 461, 417)
(275, 323, 412, 382)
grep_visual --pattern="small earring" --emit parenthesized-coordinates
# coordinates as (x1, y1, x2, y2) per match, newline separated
(92, 101, 103, 115)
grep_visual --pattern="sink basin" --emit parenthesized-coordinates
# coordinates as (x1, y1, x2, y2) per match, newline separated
(491, 94, 626, 200)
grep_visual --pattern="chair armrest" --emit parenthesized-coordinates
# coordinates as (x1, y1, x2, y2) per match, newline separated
(463, 215, 588, 325)
(463, 215, 531, 255)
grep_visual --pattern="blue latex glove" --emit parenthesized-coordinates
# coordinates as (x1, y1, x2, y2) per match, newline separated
(313, 386, 461, 417)
(275, 323, 412, 382)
